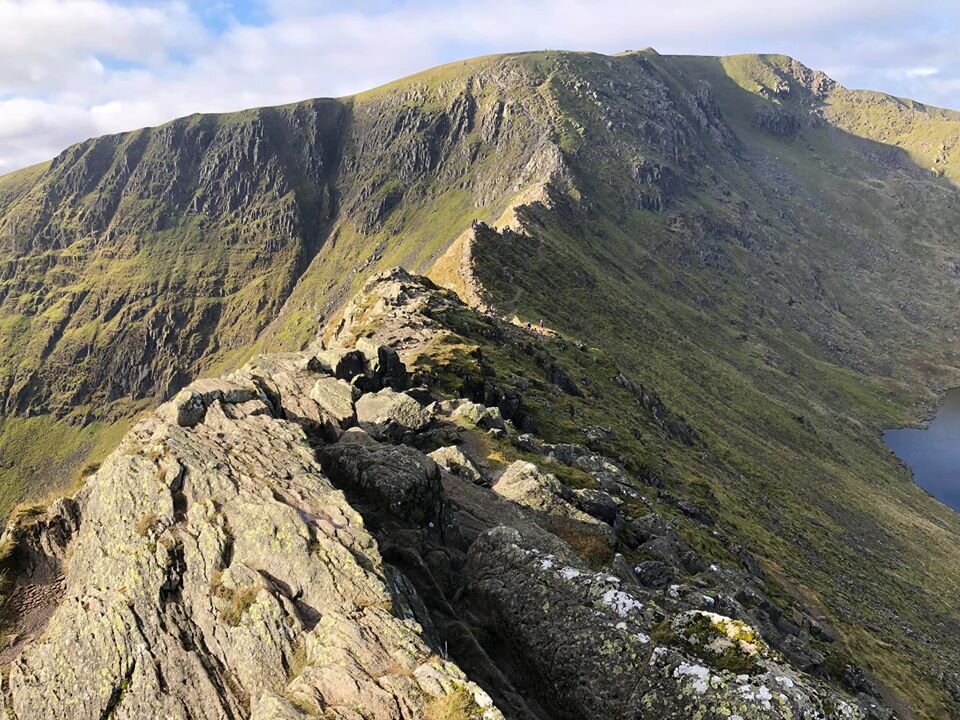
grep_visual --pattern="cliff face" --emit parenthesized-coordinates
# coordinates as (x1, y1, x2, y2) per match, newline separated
(5, 50, 960, 718)
(0, 58, 561, 422)
(0, 270, 876, 720)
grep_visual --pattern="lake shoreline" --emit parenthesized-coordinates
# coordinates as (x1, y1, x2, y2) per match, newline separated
(882, 387, 960, 512)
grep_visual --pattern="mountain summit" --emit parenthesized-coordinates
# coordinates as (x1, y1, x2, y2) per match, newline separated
(2, 50, 960, 717)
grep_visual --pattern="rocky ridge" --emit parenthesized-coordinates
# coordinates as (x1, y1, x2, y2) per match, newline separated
(0, 270, 891, 719)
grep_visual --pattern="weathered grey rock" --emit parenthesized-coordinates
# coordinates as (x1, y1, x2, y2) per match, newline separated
(1, 498, 81, 583)
(320, 441, 443, 523)
(465, 527, 865, 720)
(484, 407, 505, 430)
(634, 559, 676, 588)
(463, 526, 657, 718)
(330, 268, 454, 355)
(1, 356, 500, 720)
(314, 348, 367, 381)
(571, 487, 621, 523)
(355, 337, 409, 391)
(157, 379, 261, 427)
(228, 354, 346, 439)
(453, 402, 504, 430)
(429, 446, 485, 484)
(452, 401, 488, 425)
(309, 376, 357, 427)
(493, 461, 601, 526)
(355, 387, 433, 440)
(338, 426, 378, 445)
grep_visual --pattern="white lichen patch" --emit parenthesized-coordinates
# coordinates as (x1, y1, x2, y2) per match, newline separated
(738, 684, 773, 710)
(601, 588, 643, 617)
(558, 567, 581, 580)
(674, 661, 712, 694)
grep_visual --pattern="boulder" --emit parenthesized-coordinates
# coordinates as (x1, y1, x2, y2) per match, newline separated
(157, 379, 258, 427)
(314, 348, 366, 381)
(429, 446, 486, 484)
(452, 401, 504, 430)
(355, 337, 409, 390)
(338, 427, 378, 445)
(571, 487, 621, 524)
(633, 560, 676, 588)
(356, 388, 433, 440)
(309, 376, 357, 427)
(320, 441, 443, 523)
(493, 461, 599, 526)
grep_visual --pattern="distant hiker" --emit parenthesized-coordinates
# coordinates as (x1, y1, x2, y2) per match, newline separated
(539, 319, 544, 330)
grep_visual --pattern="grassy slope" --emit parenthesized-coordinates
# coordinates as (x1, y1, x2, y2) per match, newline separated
(465, 51, 960, 717)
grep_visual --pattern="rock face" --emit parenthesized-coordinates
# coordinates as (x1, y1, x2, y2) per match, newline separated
(0, 338, 500, 720)
(0, 54, 563, 424)
(464, 528, 861, 720)
(0, 271, 889, 719)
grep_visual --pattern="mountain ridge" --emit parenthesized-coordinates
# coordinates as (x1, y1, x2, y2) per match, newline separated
(3, 49, 960, 717)
(0, 268, 893, 720)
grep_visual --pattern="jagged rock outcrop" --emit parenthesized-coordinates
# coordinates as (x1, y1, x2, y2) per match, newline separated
(0, 342, 500, 719)
(464, 527, 863, 720)
(0, 270, 883, 719)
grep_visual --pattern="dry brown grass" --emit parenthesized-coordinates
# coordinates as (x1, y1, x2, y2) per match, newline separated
(423, 688, 482, 720)
(135, 512, 159, 537)
(547, 521, 613, 567)
(210, 573, 260, 626)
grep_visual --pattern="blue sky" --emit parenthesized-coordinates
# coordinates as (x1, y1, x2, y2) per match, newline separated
(0, 0, 957, 172)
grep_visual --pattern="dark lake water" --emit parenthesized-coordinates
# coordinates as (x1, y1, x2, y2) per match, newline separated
(883, 388, 960, 512)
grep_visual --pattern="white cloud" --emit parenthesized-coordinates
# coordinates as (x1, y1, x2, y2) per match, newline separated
(904, 67, 941, 78)
(0, 0, 958, 173)
(0, 1, 205, 94)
